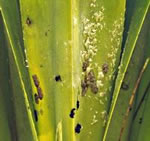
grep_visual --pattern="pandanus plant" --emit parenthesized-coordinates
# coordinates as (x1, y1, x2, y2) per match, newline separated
(0, 0, 150, 141)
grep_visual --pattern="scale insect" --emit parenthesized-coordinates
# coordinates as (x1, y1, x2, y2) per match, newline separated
(26, 17, 32, 26)
(34, 93, 39, 104)
(32, 74, 40, 88)
(102, 63, 109, 74)
(37, 87, 43, 100)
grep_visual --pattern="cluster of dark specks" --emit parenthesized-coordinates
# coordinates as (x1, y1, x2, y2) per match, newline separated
(32, 74, 44, 104)
(81, 70, 98, 96)
(102, 63, 109, 74)
(32, 75, 39, 87)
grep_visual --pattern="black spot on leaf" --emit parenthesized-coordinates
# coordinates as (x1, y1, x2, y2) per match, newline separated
(26, 17, 32, 26)
(76, 100, 80, 109)
(69, 108, 76, 118)
(55, 75, 62, 82)
(75, 123, 82, 134)
(34, 110, 38, 122)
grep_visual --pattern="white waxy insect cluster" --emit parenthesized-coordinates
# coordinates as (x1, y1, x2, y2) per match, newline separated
(81, 5, 105, 67)
(108, 14, 124, 69)
(80, 0, 124, 128)
(101, 110, 107, 126)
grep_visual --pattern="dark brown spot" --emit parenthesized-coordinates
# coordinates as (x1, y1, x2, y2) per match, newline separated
(121, 82, 129, 90)
(32, 74, 39, 88)
(82, 60, 89, 72)
(90, 83, 98, 94)
(37, 87, 43, 100)
(87, 70, 96, 84)
(26, 17, 32, 26)
(34, 93, 39, 104)
(55, 75, 62, 82)
(34, 110, 38, 122)
(69, 108, 76, 118)
(81, 80, 88, 96)
(102, 63, 109, 74)
(75, 123, 82, 134)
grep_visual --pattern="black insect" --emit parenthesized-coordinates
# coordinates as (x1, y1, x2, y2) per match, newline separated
(69, 108, 76, 118)
(26, 17, 32, 26)
(37, 87, 43, 100)
(102, 63, 109, 74)
(32, 74, 40, 88)
(34, 93, 39, 104)
(75, 123, 82, 134)
(76, 100, 80, 109)
(55, 75, 62, 82)
(34, 110, 38, 122)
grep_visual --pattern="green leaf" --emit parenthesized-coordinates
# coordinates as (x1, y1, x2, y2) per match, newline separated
(103, 0, 150, 140)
